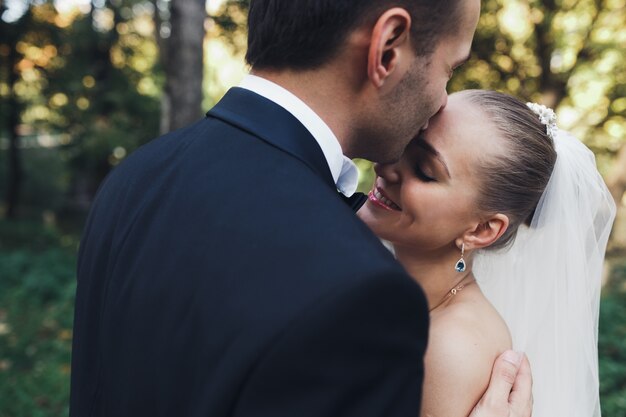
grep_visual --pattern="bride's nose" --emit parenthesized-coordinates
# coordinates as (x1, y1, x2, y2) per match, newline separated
(374, 162, 402, 184)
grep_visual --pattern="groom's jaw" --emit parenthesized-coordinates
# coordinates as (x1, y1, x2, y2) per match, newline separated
(368, 186, 401, 211)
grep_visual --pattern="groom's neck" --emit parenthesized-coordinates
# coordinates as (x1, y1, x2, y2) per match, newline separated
(251, 67, 358, 156)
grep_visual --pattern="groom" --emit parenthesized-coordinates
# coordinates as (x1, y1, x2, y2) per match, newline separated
(70, 0, 532, 416)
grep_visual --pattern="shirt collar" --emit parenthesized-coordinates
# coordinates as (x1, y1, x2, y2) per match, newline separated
(238, 74, 359, 196)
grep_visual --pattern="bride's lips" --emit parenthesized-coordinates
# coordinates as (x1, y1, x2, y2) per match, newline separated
(368, 184, 401, 211)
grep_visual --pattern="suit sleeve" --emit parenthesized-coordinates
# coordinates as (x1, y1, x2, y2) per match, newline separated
(233, 271, 429, 417)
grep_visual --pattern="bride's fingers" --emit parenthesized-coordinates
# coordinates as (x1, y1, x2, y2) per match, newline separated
(508, 353, 533, 417)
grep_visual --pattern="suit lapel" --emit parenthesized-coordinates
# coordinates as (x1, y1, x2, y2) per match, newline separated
(206, 87, 336, 191)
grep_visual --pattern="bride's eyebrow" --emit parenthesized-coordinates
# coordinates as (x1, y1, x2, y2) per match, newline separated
(415, 137, 451, 178)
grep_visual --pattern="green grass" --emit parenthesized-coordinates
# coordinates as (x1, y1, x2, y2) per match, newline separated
(0, 219, 625, 416)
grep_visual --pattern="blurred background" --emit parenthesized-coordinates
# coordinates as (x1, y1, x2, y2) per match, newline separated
(0, 0, 625, 415)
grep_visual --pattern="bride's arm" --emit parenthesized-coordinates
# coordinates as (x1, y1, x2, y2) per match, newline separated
(420, 316, 508, 417)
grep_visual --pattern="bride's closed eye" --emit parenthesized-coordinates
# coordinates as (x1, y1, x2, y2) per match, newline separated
(407, 138, 439, 183)
(408, 135, 450, 182)
(413, 161, 436, 182)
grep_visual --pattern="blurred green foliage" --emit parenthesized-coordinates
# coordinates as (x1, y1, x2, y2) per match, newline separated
(449, 0, 626, 174)
(0, 221, 77, 417)
(0, 0, 161, 216)
(0, 146, 68, 213)
(599, 261, 626, 416)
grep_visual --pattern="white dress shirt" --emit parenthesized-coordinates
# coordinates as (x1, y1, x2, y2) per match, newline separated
(238, 74, 359, 196)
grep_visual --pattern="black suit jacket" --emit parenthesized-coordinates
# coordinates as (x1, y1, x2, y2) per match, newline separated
(70, 88, 429, 417)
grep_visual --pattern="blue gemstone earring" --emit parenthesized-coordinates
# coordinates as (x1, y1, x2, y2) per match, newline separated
(455, 243, 466, 272)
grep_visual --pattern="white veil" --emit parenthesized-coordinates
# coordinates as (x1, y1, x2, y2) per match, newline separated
(474, 130, 616, 417)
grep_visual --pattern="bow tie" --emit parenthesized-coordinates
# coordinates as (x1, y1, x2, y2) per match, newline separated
(340, 191, 368, 212)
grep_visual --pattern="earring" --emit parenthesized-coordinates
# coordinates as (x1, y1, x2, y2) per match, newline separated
(455, 243, 466, 272)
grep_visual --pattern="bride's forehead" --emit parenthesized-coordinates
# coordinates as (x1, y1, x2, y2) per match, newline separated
(438, 95, 487, 128)
(429, 100, 497, 154)
(445, 93, 475, 113)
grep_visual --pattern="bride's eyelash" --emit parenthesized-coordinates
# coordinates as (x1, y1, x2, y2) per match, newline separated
(414, 164, 436, 182)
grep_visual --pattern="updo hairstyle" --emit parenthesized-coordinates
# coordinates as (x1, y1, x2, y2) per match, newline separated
(464, 90, 557, 250)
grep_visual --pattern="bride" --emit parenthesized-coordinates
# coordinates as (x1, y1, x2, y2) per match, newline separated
(358, 90, 616, 417)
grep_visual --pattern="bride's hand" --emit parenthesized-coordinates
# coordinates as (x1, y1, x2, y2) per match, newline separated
(469, 351, 533, 417)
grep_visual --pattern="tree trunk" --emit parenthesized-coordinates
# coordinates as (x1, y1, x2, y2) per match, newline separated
(5, 29, 22, 219)
(534, 0, 566, 108)
(163, 0, 206, 132)
(607, 145, 626, 204)
(607, 144, 626, 247)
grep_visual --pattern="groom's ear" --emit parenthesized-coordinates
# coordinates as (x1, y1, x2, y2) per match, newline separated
(463, 214, 510, 250)
(367, 8, 412, 89)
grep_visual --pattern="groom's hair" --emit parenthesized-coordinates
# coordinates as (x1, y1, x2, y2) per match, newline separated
(245, 0, 462, 70)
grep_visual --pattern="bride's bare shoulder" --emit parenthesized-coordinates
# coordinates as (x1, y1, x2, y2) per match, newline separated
(421, 291, 511, 417)
(433, 290, 511, 353)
